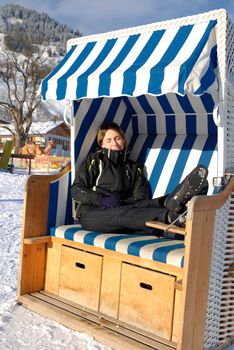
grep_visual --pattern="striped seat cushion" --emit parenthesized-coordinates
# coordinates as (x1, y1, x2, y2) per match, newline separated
(50, 224, 185, 268)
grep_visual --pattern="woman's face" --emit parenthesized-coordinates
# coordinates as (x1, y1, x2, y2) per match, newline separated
(101, 129, 125, 151)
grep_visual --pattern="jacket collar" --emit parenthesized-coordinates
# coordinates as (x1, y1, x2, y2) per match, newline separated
(101, 148, 129, 165)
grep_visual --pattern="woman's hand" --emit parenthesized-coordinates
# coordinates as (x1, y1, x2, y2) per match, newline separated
(100, 195, 120, 208)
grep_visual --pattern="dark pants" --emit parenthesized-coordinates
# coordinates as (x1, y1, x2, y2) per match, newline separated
(79, 197, 168, 234)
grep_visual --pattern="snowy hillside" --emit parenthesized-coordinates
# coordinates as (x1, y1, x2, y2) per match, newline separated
(0, 4, 81, 54)
(0, 4, 81, 123)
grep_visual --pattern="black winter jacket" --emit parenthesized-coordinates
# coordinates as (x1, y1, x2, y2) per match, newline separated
(71, 148, 149, 215)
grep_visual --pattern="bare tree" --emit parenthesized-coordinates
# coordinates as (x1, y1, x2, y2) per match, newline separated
(0, 50, 51, 151)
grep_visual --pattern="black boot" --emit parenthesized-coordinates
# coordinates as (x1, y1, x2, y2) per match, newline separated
(165, 165, 208, 213)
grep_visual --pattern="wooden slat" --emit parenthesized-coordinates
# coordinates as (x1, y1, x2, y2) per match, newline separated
(18, 244, 47, 295)
(175, 279, 183, 291)
(172, 287, 182, 343)
(145, 221, 185, 235)
(41, 290, 175, 346)
(99, 255, 122, 318)
(178, 199, 216, 350)
(24, 236, 51, 244)
(44, 241, 62, 295)
(18, 292, 176, 350)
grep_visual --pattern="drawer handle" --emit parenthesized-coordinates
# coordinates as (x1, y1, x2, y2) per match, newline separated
(75, 262, 85, 269)
(140, 282, 152, 290)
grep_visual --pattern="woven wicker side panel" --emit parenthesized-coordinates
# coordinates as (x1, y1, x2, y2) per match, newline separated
(226, 19, 234, 89)
(226, 87, 234, 173)
(218, 21, 234, 346)
(204, 15, 234, 349)
(204, 194, 234, 349)
(226, 19, 234, 174)
(218, 193, 234, 345)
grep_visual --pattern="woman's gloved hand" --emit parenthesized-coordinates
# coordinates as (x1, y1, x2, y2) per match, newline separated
(100, 195, 120, 208)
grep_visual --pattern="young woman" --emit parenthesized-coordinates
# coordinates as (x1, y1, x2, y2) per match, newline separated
(71, 122, 208, 233)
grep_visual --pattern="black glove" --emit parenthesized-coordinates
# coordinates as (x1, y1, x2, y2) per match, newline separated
(100, 195, 120, 208)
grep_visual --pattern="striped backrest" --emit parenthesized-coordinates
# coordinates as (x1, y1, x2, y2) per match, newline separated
(127, 93, 218, 195)
(46, 91, 218, 229)
(130, 134, 217, 197)
(72, 93, 218, 198)
(47, 171, 73, 230)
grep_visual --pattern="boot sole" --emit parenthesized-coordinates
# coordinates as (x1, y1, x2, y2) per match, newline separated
(165, 165, 208, 212)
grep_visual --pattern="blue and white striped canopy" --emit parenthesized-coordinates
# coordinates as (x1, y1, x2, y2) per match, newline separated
(41, 20, 218, 101)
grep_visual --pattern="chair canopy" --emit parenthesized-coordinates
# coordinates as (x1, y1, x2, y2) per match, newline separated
(40, 16, 221, 199)
(41, 20, 218, 101)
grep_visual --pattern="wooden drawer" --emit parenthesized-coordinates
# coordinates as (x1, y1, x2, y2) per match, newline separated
(119, 263, 175, 340)
(59, 246, 103, 311)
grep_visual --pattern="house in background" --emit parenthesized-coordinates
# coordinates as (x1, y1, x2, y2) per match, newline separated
(0, 121, 70, 155)
(29, 121, 70, 156)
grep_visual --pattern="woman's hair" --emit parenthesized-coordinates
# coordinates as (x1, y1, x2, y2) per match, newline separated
(97, 122, 127, 149)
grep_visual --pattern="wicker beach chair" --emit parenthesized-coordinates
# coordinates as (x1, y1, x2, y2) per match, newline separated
(18, 9, 234, 350)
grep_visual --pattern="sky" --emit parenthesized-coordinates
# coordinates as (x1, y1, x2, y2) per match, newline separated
(0, 0, 233, 36)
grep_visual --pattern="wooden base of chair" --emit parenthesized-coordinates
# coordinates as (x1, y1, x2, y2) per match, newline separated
(18, 235, 182, 348)
(18, 165, 234, 350)
(18, 291, 176, 350)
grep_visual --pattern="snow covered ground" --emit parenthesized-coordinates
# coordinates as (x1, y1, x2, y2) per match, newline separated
(0, 170, 233, 350)
(0, 171, 110, 350)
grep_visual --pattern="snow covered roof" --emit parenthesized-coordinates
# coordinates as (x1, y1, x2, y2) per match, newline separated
(29, 121, 66, 135)
(0, 121, 68, 136)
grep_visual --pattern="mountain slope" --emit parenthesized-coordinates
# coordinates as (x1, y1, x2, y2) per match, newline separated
(0, 4, 82, 122)
(0, 4, 81, 54)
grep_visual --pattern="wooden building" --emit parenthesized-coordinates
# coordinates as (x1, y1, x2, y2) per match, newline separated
(0, 121, 70, 155)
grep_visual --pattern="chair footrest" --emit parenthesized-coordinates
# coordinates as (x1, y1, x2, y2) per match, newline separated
(145, 221, 185, 235)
